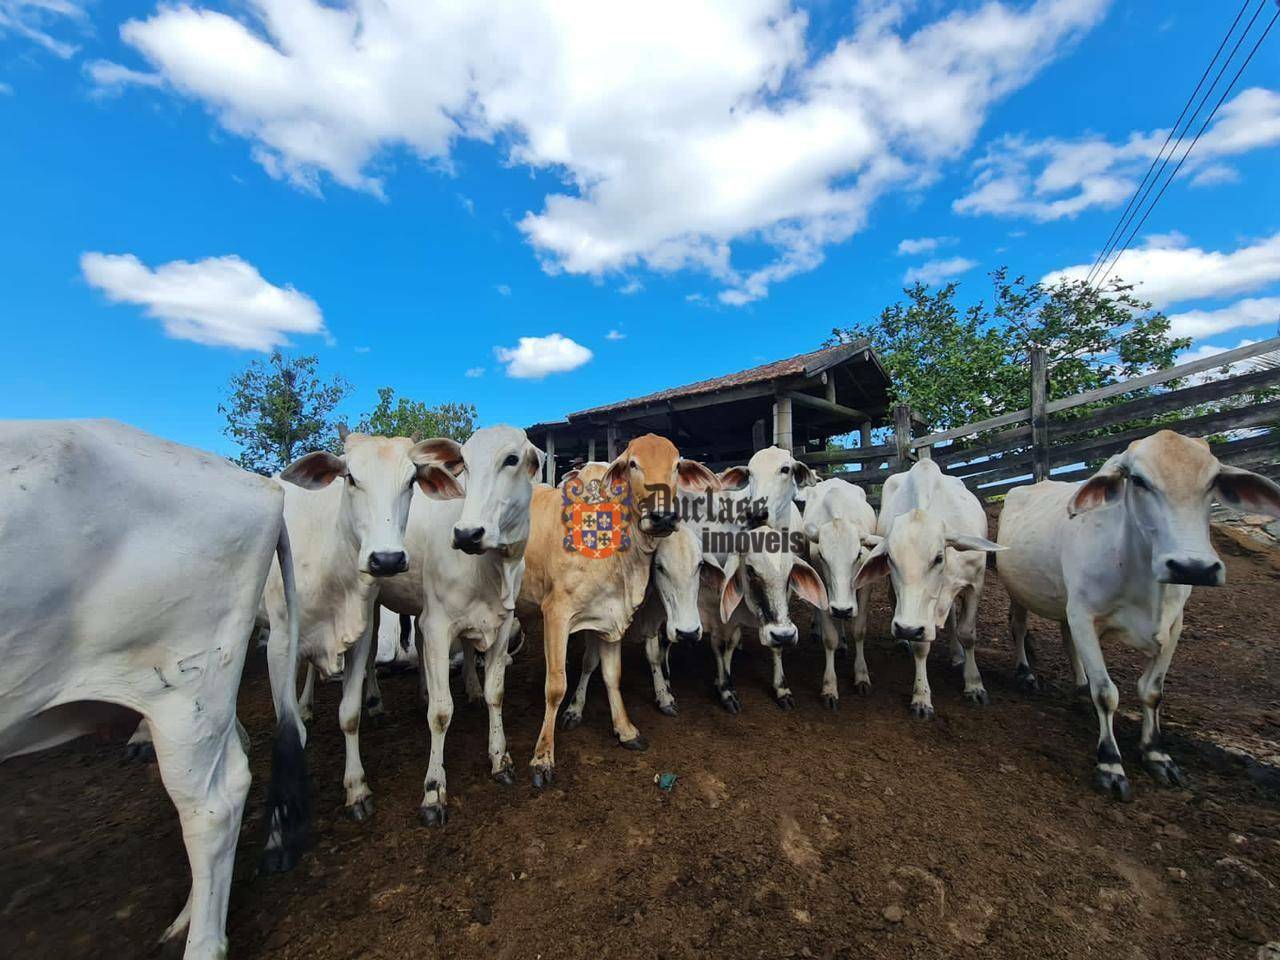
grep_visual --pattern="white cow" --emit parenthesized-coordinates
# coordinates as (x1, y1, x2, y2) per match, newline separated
(997, 431, 1280, 800)
(854, 458, 1003, 718)
(562, 490, 723, 722)
(700, 520, 829, 711)
(262, 431, 440, 821)
(0, 420, 308, 960)
(376, 425, 542, 825)
(802, 478, 880, 706)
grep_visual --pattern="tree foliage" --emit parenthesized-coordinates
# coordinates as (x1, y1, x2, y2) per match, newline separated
(829, 270, 1191, 432)
(220, 352, 352, 475)
(356, 387, 477, 442)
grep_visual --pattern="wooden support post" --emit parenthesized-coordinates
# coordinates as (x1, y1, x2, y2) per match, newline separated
(859, 420, 872, 449)
(1030, 346, 1049, 482)
(824, 373, 836, 404)
(773, 395, 793, 453)
(587, 437, 596, 462)
(606, 424, 619, 461)
(545, 430, 557, 485)
(893, 404, 913, 471)
(752, 418, 767, 451)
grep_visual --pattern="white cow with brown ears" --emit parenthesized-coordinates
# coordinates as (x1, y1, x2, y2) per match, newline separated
(855, 458, 1003, 718)
(997, 430, 1280, 800)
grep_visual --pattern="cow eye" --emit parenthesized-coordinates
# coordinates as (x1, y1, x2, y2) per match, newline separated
(654, 561, 664, 574)
(503, 453, 519, 468)
(1131, 474, 1149, 491)
(932, 553, 944, 567)
(629, 459, 638, 469)
(780, 465, 790, 474)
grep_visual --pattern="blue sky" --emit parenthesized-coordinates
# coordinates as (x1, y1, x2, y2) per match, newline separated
(2, 1, 1279, 456)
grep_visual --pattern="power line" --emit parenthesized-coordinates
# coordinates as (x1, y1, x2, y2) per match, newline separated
(1094, 3, 1279, 291)
(1083, 0, 1254, 288)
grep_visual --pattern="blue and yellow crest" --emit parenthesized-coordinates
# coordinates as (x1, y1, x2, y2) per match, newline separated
(562, 472, 633, 559)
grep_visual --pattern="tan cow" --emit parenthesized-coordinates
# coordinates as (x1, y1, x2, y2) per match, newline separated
(518, 434, 719, 787)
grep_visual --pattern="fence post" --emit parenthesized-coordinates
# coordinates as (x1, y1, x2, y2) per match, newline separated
(893, 404, 913, 471)
(1030, 346, 1049, 482)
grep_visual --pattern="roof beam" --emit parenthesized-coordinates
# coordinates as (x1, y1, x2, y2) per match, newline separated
(784, 390, 870, 423)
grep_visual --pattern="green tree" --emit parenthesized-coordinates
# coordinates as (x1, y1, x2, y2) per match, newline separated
(220, 352, 353, 474)
(356, 387, 477, 442)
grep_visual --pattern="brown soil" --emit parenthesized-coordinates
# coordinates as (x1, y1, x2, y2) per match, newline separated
(3, 528, 1280, 959)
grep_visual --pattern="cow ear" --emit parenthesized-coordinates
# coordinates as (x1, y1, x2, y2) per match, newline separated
(524, 442, 545, 481)
(281, 451, 347, 490)
(603, 451, 632, 492)
(719, 554, 742, 623)
(946, 533, 1005, 553)
(792, 460, 817, 488)
(718, 466, 749, 490)
(677, 458, 720, 492)
(788, 558, 829, 610)
(861, 533, 884, 549)
(1068, 469, 1125, 516)
(560, 468, 581, 488)
(409, 438, 464, 476)
(415, 464, 465, 500)
(1215, 464, 1280, 518)
(699, 555, 726, 595)
(853, 540, 890, 590)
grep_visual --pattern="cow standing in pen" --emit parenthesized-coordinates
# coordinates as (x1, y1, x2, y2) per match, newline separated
(997, 431, 1280, 799)
(854, 458, 1003, 718)
(518, 435, 719, 787)
(0, 420, 309, 960)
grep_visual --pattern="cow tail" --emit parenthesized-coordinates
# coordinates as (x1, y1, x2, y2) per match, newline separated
(262, 522, 311, 873)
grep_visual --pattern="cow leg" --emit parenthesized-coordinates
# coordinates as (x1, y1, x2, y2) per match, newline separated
(956, 588, 988, 705)
(1066, 606, 1130, 801)
(1060, 622, 1089, 701)
(561, 636, 600, 730)
(711, 625, 741, 714)
(298, 663, 316, 724)
(852, 584, 872, 694)
(599, 638, 647, 750)
(909, 640, 934, 719)
(771, 647, 794, 711)
(646, 631, 678, 716)
(124, 718, 156, 763)
(946, 608, 966, 669)
(818, 611, 840, 710)
(418, 612, 455, 827)
(339, 619, 375, 821)
(531, 606, 569, 788)
(415, 622, 428, 709)
(364, 610, 386, 720)
(485, 618, 516, 786)
(1010, 601, 1039, 693)
(462, 641, 484, 705)
(153, 714, 250, 960)
(1140, 607, 1185, 787)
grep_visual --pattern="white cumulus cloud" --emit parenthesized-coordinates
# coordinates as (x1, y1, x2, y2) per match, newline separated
(1167, 296, 1280, 339)
(0, 0, 87, 58)
(81, 252, 328, 351)
(955, 87, 1280, 222)
(98, 0, 1109, 304)
(494, 333, 593, 379)
(1044, 232, 1280, 309)
(903, 256, 978, 286)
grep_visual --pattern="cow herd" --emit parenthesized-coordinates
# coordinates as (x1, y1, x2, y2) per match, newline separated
(2, 418, 1278, 960)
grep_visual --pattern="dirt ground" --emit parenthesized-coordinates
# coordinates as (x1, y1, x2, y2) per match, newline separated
(4, 527, 1280, 960)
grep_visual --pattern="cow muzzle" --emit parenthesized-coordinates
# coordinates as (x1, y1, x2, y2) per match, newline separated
(674, 627, 701, 643)
(829, 605, 854, 620)
(367, 551, 408, 577)
(644, 511, 679, 536)
(1159, 555, 1225, 587)
(891, 621, 926, 642)
(766, 626, 798, 648)
(452, 526, 487, 554)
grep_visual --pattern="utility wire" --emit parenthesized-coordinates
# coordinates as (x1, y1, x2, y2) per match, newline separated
(1083, 0, 1254, 288)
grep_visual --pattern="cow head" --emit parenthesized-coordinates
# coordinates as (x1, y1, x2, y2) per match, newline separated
(719, 531, 828, 647)
(651, 524, 722, 643)
(719, 446, 815, 530)
(805, 515, 880, 619)
(281, 432, 441, 578)
(854, 508, 1001, 642)
(1068, 430, 1280, 587)
(409, 425, 543, 555)
(602, 434, 719, 538)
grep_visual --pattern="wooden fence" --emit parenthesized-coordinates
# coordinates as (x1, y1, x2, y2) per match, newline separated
(798, 335, 1280, 501)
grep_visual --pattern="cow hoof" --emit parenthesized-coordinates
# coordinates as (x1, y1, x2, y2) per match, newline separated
(531, 762, 555, 789)
(618, 733, 648, 752)
(909, 702, 935, 720)
(123, 741, 156, 764)
(493, 765, 516, 787)
(1014, 670, 1041, 694)
(775, 693, 795, 711)
(560, 709, 583, 730)
(854, 680, 872, 696)
(1143, 756, 1185, 788)
(299, 708, 313, 725)
(821, 694, 839, 711)
(964, 688, 991, 706)
(260, 843, 301, 875)
(418, 802, 448, 828)
(1095, 769, 1133, 803)
(364, 695, 385, 716)
(345, 796, 375, 822)
(718, 690, 741, 715)
(657, 700, 678, 717)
